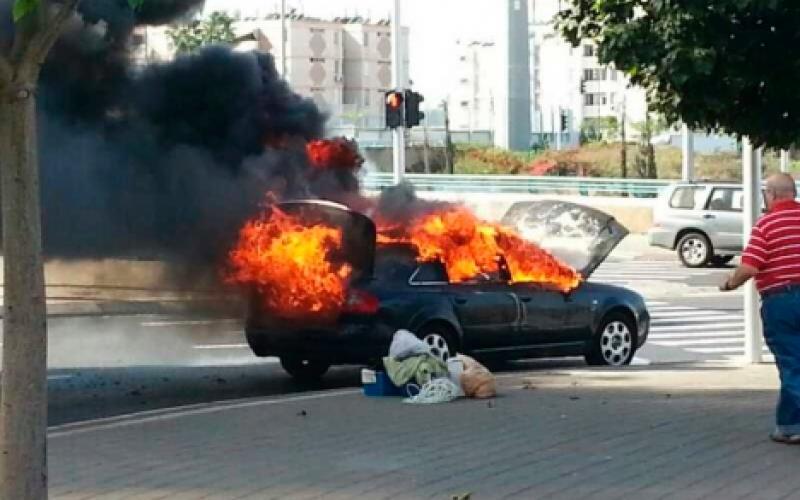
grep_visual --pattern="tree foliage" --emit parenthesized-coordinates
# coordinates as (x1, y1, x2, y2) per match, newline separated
(13, 0, 143, 21)
(167, 11, 235, 53)
(557, 1, 800, 148)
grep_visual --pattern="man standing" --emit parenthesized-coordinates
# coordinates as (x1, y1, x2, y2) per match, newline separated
(721, 173, 800, 444)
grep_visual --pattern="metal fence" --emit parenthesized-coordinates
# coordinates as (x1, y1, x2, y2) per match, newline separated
(362, 173, 673, 198)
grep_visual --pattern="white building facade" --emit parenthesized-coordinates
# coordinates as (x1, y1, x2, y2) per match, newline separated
(133, 11, 410, 129)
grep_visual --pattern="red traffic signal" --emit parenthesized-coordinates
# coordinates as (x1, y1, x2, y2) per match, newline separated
(385, 90, 404, 129)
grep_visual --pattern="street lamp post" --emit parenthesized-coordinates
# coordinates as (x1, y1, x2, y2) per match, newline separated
(281, 0, 287, 78)
(391, 0, 406, 185)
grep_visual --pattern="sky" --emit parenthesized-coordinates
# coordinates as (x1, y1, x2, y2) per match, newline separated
(202, 0, 502, 101)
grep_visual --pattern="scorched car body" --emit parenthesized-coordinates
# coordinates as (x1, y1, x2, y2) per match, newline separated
(245, 200, 650, 380)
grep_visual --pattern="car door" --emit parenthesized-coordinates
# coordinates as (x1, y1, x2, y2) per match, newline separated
(702, 187, 744, 252)
(511, 283, 571, 345)
(447, 277, 521, 351)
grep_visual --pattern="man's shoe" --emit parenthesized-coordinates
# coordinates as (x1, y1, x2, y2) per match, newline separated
(770, 430, 800, 444)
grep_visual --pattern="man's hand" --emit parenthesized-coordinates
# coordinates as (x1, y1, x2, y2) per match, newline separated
(720, 263, 759, 292)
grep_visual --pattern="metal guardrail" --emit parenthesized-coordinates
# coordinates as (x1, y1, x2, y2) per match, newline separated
(362, 173, 672, 198)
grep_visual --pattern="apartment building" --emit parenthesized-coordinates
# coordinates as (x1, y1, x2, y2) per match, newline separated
(132, 11, 410, 127)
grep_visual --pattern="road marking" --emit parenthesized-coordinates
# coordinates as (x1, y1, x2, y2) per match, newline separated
(141, 319, 240, 327)
(649, 331, 744, 340)
(48, 389, 360, 438)
(652, 338, 744, 347)
(193, 343, 250, 350)
(651, 316, 742, 326)
(688, 346, 771, 354)
(650, 310, 743, 319)
(47, 375, 73, 381)
(650, 323, 745, 333)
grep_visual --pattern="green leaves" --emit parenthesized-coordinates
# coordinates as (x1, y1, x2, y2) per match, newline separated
(167, 11, 236, 53)
(14, 0, 143, 22)
(13, 0, 38, 22)
(557, 0, 800, 148)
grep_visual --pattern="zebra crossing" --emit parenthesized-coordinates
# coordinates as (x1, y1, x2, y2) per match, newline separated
(644, 301, 772, 362)
(593, 259, 720, 287)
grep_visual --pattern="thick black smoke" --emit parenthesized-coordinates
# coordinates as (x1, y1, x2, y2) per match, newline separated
(2, 1, 331, 275)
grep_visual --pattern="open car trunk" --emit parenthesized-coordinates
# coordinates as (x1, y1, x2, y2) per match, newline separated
(248, 200, 377, 326)
(501, 200, 629, 279)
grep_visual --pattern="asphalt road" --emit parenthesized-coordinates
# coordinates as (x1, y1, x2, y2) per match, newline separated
(0, 255, 753, 426)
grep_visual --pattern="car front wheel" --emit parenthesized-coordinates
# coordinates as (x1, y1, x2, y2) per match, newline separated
(280, 357, 331, 381)
(586, 313, 636, 367)
(677, 232, 712, 268)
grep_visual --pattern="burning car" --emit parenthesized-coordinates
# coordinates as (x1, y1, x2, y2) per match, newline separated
(235, 200, 649, 380)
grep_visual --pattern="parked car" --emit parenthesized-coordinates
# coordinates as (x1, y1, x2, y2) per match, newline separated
(245, 200, 650, 380)
(648, 182, 756, 267)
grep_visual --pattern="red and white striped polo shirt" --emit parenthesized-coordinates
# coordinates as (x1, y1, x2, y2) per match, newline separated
(741, 199, 800, 293)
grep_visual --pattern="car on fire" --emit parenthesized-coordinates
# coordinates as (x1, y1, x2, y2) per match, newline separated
(245, 200, 650, 380)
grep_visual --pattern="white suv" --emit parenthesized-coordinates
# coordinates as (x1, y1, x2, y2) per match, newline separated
(648, 182, 752, 267)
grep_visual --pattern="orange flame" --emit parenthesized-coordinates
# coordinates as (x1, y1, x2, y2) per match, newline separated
(379, 207, 581, 292)
(226, 207, 352, 320)
(306, 138, 362, 171)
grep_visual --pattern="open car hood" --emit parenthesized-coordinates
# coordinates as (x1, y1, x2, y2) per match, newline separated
(277, 200, 376, 282)
(500, 200, 629, 279)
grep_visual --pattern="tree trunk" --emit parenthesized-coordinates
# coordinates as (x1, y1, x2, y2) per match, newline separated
(0, 79, 49, 500)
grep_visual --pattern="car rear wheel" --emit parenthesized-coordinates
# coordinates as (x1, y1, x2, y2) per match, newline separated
(586, 313, 636, 367)
(279, 357, 330, 381)
(418, 325, 458, 363)
(677, 232, 712, 268)
(710, 255, 735, 267)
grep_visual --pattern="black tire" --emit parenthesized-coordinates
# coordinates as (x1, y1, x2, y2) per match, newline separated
(586, 312, 636, 367)
(710, 255, 735, 267)
(677, 232, 713, 268)
(279, 357, 330, 381)
(417, 324, 459, 363)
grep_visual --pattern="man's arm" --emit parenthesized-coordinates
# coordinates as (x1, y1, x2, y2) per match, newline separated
(721, 225, 766, 291)
(720, 264, 759, 291)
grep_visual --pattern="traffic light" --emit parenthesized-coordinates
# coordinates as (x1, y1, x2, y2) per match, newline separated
(560, 111, 569, 132)
(384, 90, 404, 129)
(404, 90, 425, 128)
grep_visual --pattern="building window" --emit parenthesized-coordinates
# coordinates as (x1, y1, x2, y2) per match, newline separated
(363, 32, 369, 47)
(310, 57, 326, 63)
(583, 44, 595, 57)
(364, 90, 371, 106)
(610, 70, 618, 81)
(310, 28, 325, 34)
(583, 68, 607, 81)
(460, 78, 469, 85)
(583, 93, 608, 106)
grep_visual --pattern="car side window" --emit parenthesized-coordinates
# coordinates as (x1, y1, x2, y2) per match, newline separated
(410, 262, 449, 285)
(706, 188, 742, 212)
(669, 187, 705, 210)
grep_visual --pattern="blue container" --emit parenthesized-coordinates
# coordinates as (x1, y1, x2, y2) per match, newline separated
(362, 370, 417, 397)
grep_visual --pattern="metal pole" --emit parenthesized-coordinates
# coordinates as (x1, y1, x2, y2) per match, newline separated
(781, 149, 790, 173)
(391, 0, 406, 185)
(681, 123, 694, 181)
(742, 137, 763, 364)
(555, 107, 562, 151)
(281, 0, 287, 78)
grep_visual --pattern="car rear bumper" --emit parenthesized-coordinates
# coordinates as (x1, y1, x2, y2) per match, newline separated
(245, 320, 394, 364)
(647, 227, 675, 249)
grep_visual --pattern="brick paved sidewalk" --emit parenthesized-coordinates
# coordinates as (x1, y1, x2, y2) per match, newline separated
(49, 363, 800, 500)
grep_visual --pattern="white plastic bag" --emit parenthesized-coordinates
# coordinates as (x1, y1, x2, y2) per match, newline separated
(446, 357, 466, 397)
(389, 329, 430, 360)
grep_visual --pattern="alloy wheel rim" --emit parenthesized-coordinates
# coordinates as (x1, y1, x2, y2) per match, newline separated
(681, 237, 707, 265)
(600, 321, 632, 366)
(423, 333, 451, 362)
